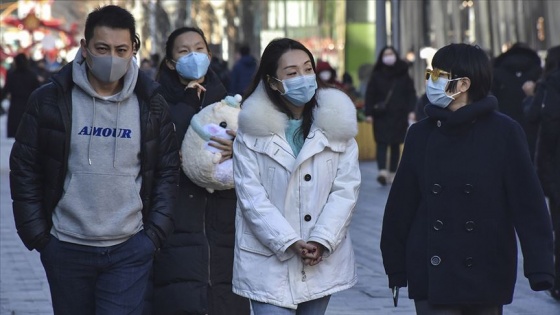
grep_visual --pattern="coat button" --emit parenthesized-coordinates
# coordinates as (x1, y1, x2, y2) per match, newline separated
(465, 221, 475, 232)
(431, 184, 442, 195)
(304, 214, 312, 222)
(437, 120, 442, 127)
(464, 184, 473, 194)
(430, 255, 441, 266)
(304, 174, 312, 181)
(433, 220, 444, 231)
(464, 257, 474, 267)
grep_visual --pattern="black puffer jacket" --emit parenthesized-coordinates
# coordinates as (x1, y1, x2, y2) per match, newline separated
(9, 62, 180, 251)
(145, 67, 250, 315)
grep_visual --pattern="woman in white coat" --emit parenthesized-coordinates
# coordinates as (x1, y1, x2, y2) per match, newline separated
(232, 38, 361, 314)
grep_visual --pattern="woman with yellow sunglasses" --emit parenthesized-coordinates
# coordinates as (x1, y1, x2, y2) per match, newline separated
(380, 43, 554, 315)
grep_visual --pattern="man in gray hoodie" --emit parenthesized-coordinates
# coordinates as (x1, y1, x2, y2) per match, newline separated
(9, 5, 179, 314)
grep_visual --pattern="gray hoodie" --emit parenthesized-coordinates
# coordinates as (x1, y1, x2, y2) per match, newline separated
(51, 49, 143, 247)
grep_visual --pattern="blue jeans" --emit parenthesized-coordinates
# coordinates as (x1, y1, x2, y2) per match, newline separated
(251, 296, 331, 315)
(40, 230, 155, 315)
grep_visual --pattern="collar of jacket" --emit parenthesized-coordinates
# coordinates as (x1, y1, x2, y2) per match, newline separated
(425, 95, 498, 132)
(157, 66, 227, 107)
(238, 83, 358, 147)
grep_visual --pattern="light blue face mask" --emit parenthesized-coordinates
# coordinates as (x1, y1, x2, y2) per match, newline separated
(174, 52, 210, 80)
(273, 74, 318, 107)
(425, 77, 462, 108)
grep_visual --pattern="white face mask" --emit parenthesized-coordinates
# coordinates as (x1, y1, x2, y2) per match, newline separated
(425, 77, 463, 108)
(382, 55, 397, 66)
(319, 70, 332, 82)
(272, 74, 318, 107)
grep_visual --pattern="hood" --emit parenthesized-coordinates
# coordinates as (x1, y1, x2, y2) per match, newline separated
(493, 46, 541, 72)
(72, 47, 138, 102)
(238, 83, 357, 143)
(316, 60, 334, 73)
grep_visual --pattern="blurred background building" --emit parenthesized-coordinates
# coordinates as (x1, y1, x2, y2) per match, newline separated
(1, 0, 559, 94)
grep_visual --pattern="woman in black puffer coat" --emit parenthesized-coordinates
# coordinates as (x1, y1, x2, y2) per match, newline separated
(365, 46, 416, 185)
(143, 27, 250, 315)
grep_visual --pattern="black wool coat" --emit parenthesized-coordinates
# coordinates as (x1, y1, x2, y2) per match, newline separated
(145, 67, 250, 315)
(380, 95, 554, 305)
(364, 63, 416, 144)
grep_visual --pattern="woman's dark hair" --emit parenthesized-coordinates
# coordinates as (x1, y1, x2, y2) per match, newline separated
(372, 46, 407, 72)
(431, 43, 492, 102)
(84, 5, 141, 52)
(543, 45, 560, 78)
(156, 26, 209, 80)
(243, 38, 324, 140)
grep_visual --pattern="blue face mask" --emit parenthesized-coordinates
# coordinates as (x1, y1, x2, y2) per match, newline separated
(174, 52, 210, 80)
(426, 77, 462, 108)
(273, 74, 318, 107)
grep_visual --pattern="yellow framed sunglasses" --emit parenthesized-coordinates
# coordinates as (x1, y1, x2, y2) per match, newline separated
(425, 69, 453, 82)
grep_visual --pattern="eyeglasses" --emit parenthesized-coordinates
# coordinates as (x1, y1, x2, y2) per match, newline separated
(425, 69, 453, 82)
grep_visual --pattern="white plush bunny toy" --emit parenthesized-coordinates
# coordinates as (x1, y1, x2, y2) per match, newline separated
(181, 94, 242, 193)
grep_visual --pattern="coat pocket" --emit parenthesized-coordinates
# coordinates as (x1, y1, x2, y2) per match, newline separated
(239, 231, 275, 257)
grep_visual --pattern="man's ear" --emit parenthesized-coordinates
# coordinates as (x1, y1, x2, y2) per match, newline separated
(80, 39, 87, 59)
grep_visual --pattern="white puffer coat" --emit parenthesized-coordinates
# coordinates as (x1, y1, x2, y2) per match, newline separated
(232, 85, 361, 309)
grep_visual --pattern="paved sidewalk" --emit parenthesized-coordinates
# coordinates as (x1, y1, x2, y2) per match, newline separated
(1, 112, 559, 314)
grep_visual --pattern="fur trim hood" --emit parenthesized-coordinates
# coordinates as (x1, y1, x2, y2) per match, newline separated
(238, 84, 357, 143)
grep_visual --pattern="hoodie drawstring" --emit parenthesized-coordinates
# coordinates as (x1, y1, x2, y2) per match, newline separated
(88, 98, 97, 165)
(114, 101, 121, 168)
(87, 99, 121, 167)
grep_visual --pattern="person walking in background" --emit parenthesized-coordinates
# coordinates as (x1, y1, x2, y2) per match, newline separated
(9, 5, 180, 314)
(492, 42, 542, 158)
(532, 45, 560, 301)
(228, 43, 257, 96)
(211, 54, 231, 91)
(144, 26, 250, 315)
(380, 43, 555, 315)
(140, 57, 157, 79)
(232, 37, 360, 314)
(0, 53, 40, 138)
(364, 46, 416, 186)
(316, 59, 344, 90)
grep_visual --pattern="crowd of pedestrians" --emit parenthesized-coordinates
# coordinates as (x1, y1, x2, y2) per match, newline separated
(2, 3, 559, 315)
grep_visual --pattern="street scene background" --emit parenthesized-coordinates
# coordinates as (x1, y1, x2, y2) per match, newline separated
(1, 113, 559, 314)
(2, 0, 560, 314)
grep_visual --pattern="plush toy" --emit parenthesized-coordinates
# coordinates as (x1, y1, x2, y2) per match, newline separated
(181, 94, 242, 193)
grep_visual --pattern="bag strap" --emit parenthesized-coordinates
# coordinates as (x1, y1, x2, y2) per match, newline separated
(384, 82, 397, 104)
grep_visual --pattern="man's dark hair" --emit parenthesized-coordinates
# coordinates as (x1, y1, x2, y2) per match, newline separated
(84, 5, 141, 51)
(239, 44, 251, 56)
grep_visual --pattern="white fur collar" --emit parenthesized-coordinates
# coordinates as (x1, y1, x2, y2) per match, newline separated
(238, 84, 357, 143)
